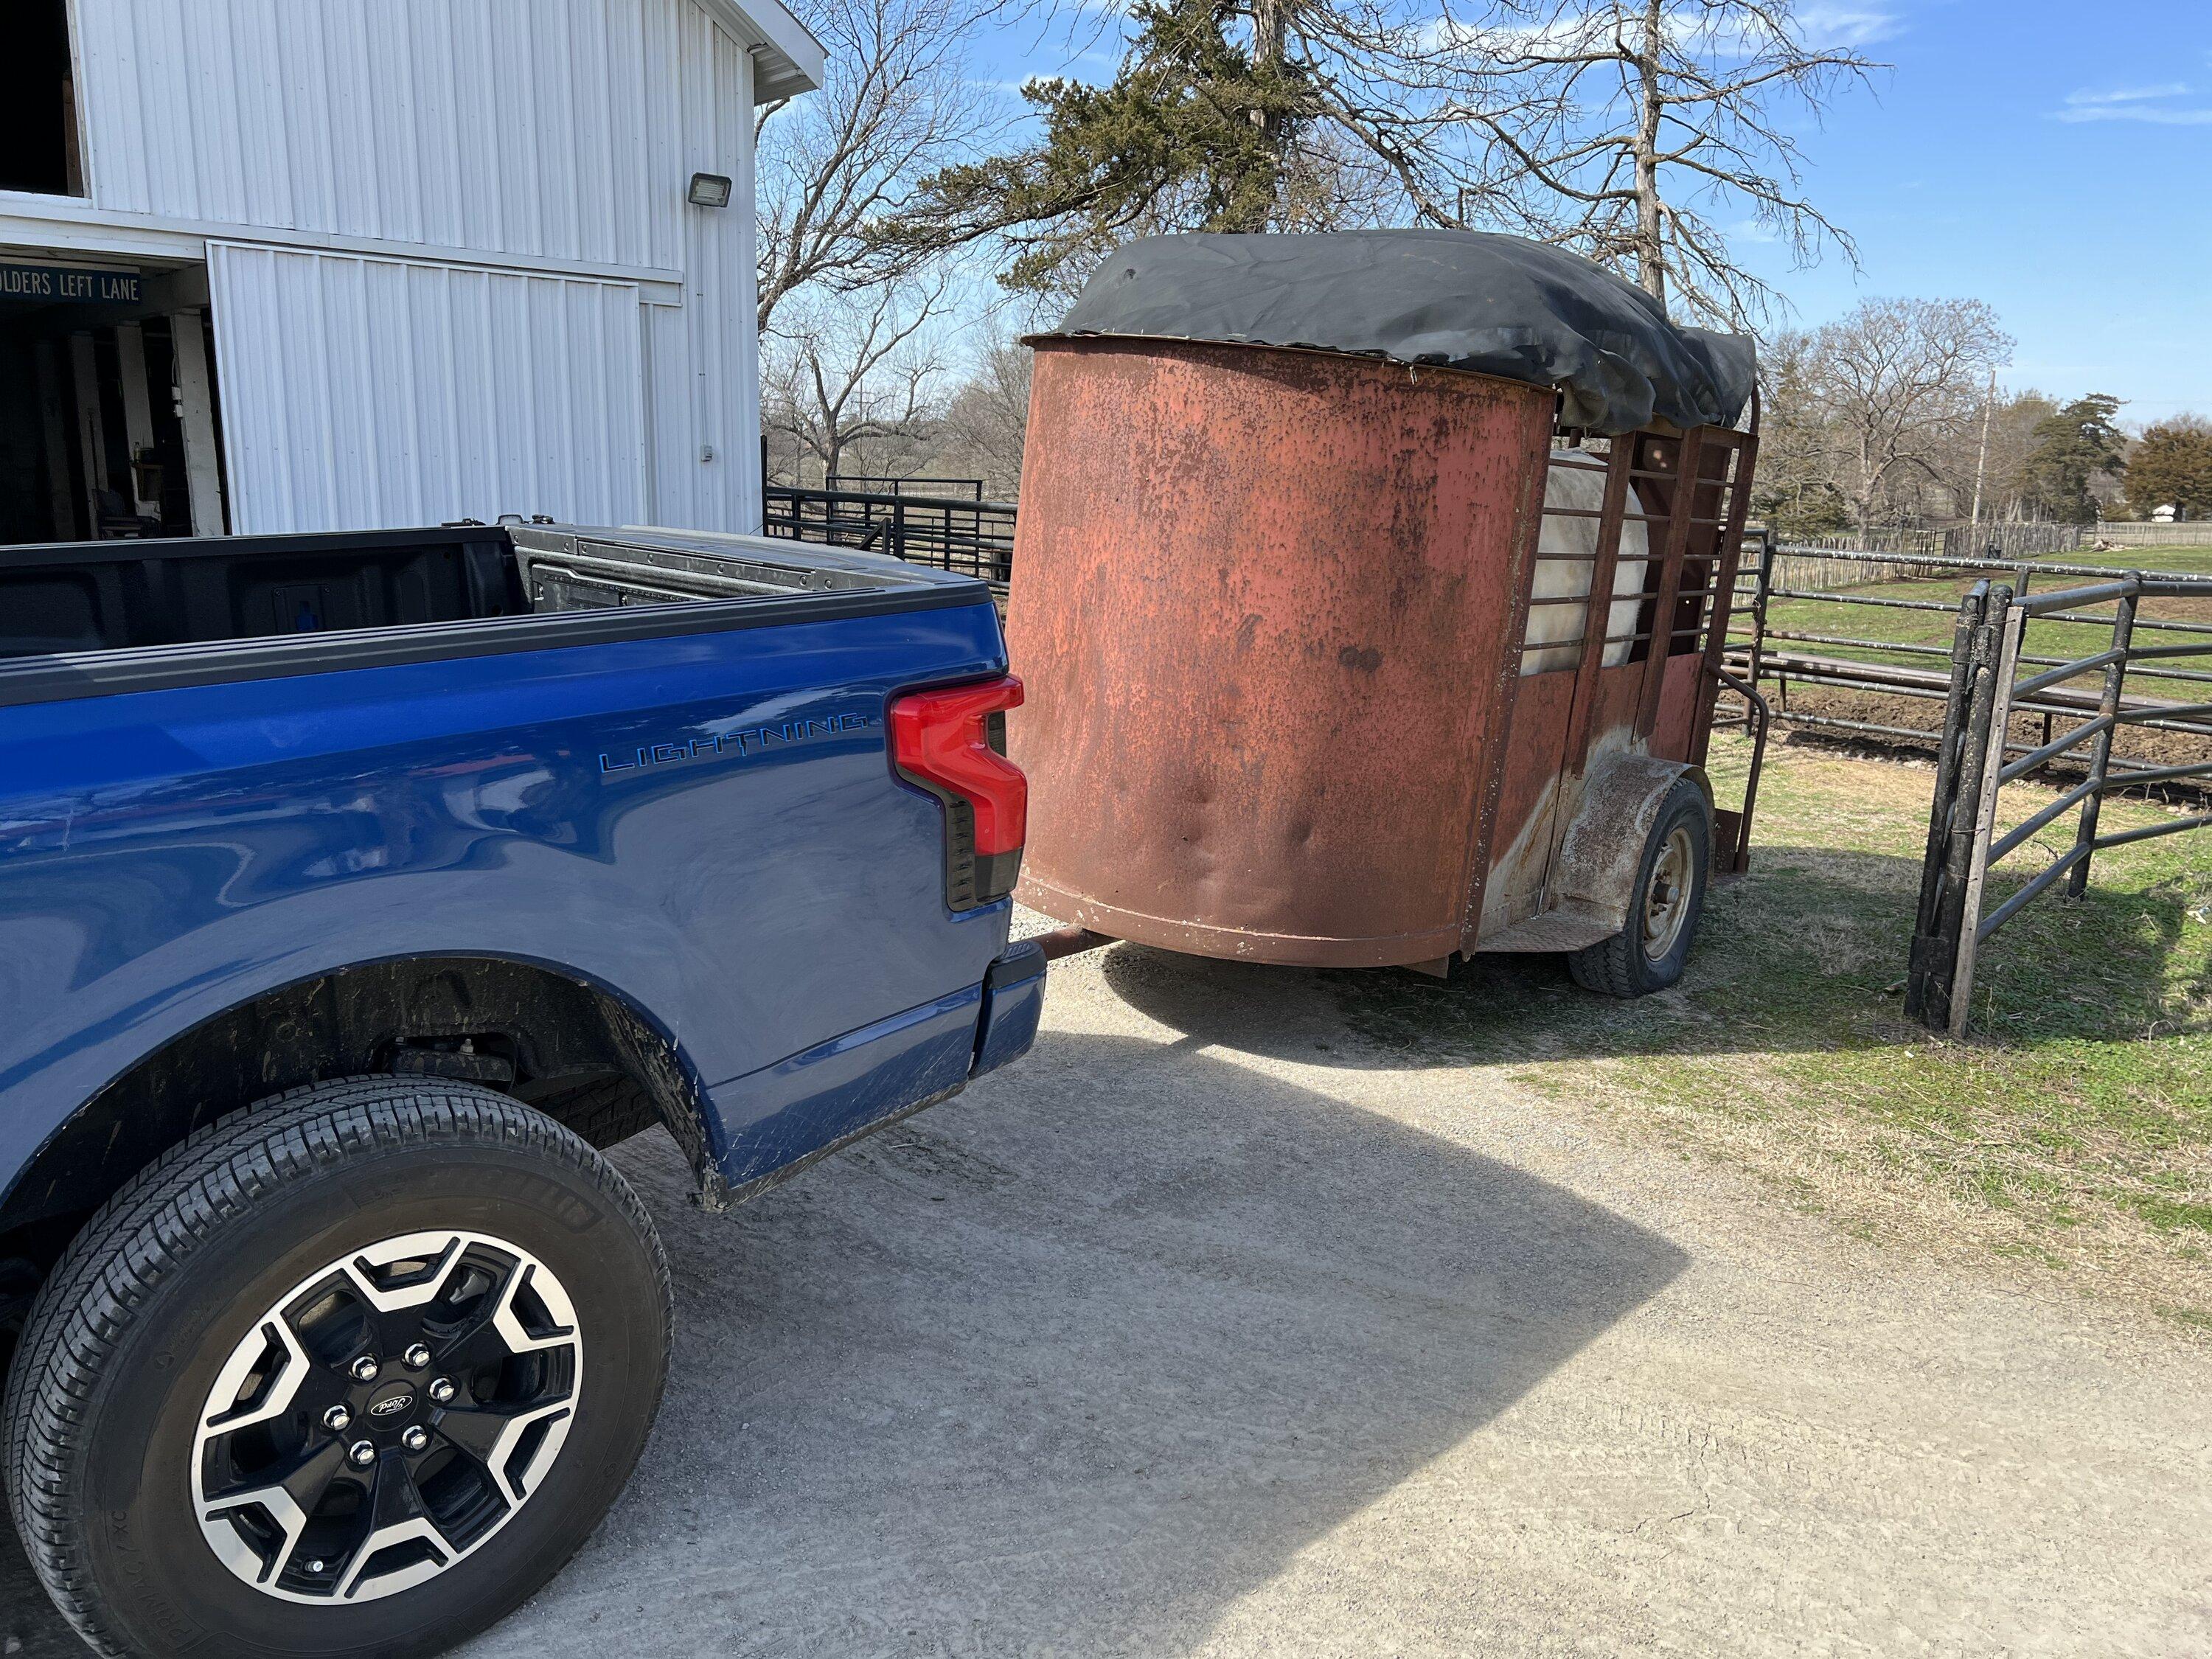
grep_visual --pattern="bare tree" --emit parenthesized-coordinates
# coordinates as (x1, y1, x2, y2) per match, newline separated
(1460, 0, 1881, 324)
(1795, 297, 2014, 534)
(763, 282, 950, 484)
(756, 0, 1003, 335)
(1747, 327, 1851, 535)
(931, 333, 1034, 495)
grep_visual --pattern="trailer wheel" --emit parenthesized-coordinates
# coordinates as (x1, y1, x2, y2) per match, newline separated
(4, 1077, 671, 1659)
(1568, 780, 1711, 998)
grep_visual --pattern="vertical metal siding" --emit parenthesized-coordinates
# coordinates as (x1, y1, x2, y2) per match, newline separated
(74, 0, 700, 274)
(209, 243, 648, 535)
(645, 13, 760, 532)
(75, 0, 759, 536)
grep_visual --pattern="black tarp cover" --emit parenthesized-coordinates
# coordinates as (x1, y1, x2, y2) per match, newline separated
(1040, 230, 1756, 436)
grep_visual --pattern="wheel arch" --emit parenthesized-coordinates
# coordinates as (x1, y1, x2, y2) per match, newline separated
(1550, 756, 1713, 931)
(0, 953, 720, 1273)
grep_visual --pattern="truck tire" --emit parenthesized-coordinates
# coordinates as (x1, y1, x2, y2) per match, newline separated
(0, 1257, 34, 1393)
(1567, 780, 1711, 998)
(4, 1077, 672, 1659)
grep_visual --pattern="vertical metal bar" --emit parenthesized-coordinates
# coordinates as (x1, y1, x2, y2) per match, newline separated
(1688, 429, 1759, 762)
(69, 330, 109, 532)
(114, 322, 162, 518)
(2065, 576, 2141, 899)
(31, 341, 77, 538)
(1746, 528, 1775, 726)
(1947, 593, 2025, 1037)
(1560, 437, 1636, 773)
(1905, 582, 1991, 1026)
(1635, 427, 1707, 737)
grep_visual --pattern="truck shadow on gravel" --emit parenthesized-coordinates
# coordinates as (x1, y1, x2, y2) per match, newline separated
(464, 1032, 1678, 1658)
(4, 1033, 1683, 1659)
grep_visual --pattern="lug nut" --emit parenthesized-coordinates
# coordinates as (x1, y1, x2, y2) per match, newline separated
(348, 1440, 376, 1468)
(349, 1356, 380, 1382)
(404, 1343, 432, 1369)
(401, 1427, 430, 1453)
(323, 1405, 352, 1433)
(428, 1377, 456, 1405)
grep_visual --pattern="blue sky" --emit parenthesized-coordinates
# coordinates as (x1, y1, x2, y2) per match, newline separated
(966, 1, 2211, 424)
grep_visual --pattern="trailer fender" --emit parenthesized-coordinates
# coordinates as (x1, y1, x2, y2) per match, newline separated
(1550, 756, 1714, 931)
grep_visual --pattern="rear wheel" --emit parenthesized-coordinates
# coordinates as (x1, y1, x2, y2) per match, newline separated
(4, 1077, 671, 1659)
(1568, 781, 1711, 998)
(0, 1257, 34, 1393)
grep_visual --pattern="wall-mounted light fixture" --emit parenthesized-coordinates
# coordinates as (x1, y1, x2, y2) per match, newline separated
(688, 173, 734, 209)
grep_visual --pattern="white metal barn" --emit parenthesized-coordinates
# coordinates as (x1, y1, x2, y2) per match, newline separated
(0, 0, 821, 546)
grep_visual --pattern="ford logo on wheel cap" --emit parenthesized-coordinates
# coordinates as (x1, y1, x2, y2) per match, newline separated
(368, 1391, 414, 1420)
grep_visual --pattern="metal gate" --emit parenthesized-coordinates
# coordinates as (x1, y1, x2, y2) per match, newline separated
(1906, 571, 2212, 1034)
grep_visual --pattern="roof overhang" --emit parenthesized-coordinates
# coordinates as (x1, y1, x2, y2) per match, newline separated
(704, 0, 827, 102)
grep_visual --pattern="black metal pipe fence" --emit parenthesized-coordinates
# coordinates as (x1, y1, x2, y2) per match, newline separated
(822, 474, 987, 501)
(1903, 572, 2212, 1035)
(762, 485, 1018, 591)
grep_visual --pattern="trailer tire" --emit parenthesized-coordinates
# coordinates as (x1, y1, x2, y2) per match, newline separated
(1568, 780, 1711, 998)
(4, 1076, 671, 1659)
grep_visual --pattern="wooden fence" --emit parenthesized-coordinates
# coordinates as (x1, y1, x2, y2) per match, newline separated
(2089, 522, 2212, 548)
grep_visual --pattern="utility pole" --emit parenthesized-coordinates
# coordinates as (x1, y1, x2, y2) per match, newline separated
(1968, 368, 1997, 552)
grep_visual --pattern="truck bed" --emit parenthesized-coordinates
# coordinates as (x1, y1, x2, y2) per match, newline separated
(0, 515, 1034, 1234)
(0, 522, 969, 705)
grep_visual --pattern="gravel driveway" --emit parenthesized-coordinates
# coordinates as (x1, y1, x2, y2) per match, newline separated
(8, 942, 2208, 1657)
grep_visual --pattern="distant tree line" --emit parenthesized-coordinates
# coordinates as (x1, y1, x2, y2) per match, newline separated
(1753, 293, 2204, 538)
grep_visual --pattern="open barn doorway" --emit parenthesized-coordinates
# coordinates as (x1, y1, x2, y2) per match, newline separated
(0, 257, 229, 543)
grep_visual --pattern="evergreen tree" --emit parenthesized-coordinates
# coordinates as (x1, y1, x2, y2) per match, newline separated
(2124, 418, 2212, 521)
(891, 0, 1314, 294)
(2017, 394, 2126, 526)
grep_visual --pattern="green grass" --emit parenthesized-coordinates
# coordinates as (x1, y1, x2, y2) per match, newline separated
(1332, 734, 2212, 1324)
(1760, 543, 2212, 684)
(2067, 543, 2212, 575)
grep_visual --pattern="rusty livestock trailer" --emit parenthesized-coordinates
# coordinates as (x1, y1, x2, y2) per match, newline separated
(1008, 231, 1767, 993)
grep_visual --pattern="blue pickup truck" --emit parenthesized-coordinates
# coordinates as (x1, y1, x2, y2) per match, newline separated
(0, 523, 1045, 1658)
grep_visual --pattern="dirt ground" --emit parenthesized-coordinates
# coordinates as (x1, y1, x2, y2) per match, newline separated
(7, 937, 2209, 1658)
(1771, 681, 2212, 778)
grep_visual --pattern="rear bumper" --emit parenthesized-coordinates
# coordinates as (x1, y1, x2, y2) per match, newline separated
(706, 940, 1047, 1200)
(972, 939, 1047, 1078)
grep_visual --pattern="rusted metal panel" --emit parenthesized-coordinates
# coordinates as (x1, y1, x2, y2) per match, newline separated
(1009, 338, 1553, 967)
(1635, 428, 1707, 739)
(1478, 672, 1576, 936)
(1649, 653, 1703, 759)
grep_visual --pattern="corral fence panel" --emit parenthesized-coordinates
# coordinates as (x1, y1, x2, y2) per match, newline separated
(1722, 538, 2212, 780)
(762, 484, 1018, 592)
(1902, 573, 2212, 1034)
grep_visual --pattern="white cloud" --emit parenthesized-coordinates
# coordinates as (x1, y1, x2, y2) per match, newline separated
(2063, 105, 2212, 124)
(1795, 4, 1903, 49)
(1426, 4, 1899, 60)
(2065, 83, 2193, 107)
(2056, 83, 2212, 125)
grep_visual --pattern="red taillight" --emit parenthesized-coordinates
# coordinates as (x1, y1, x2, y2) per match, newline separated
(890, 675, 1027, 908)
